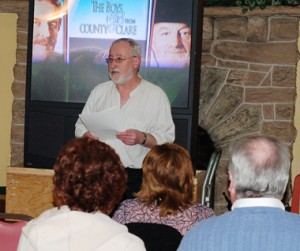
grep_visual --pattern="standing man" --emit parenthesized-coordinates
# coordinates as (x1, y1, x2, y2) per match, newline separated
(178, 135, 300, 251)
(75, 38, 175, 198)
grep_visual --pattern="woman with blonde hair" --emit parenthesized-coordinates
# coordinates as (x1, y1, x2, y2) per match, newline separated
(113, 143, 214, 235)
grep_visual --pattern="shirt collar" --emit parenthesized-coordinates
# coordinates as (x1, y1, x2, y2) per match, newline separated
(114, 77, 143, 98)
(232, 197, 285, 211)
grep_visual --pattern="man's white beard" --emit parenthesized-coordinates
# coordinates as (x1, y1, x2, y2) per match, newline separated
(109, 69, 134, 85)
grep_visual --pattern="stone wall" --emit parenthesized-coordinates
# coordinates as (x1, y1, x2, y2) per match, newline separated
(201, 7, 300, 214)
(0, 1, 28, 167)
(1, 1, 299, 214)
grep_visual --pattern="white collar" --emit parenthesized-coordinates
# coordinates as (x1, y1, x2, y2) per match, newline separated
(232, 198, 285, 211)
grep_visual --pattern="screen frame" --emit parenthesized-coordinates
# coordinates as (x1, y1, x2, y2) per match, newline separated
(24, 0, 204, 168)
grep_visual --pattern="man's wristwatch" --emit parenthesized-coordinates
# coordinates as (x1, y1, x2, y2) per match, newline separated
(141, 132, 147, 145)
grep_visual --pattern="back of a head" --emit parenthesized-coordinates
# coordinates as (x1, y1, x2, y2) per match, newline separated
(136, 143, 194, 216)
(53, 137, 127, 215)
(228, 135, 290, 200)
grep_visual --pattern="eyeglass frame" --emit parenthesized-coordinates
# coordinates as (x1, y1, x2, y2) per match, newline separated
(105, 56, 137, 64)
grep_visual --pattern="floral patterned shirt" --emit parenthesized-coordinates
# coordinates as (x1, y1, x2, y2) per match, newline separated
(112, 198, 215, 235)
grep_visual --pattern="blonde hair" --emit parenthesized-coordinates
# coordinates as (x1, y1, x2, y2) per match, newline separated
(135, 143, 194, 217)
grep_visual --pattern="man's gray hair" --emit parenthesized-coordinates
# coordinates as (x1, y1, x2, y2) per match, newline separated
(228, 135, 290, 200)
(111, 38, 141, 57)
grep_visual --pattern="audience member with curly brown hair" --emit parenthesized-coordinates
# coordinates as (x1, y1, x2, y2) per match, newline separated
(113, 143, 215, 235)
(17, 137, 146, 251)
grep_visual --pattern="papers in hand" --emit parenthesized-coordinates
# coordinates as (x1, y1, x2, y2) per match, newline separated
(79, 107, 125, 140)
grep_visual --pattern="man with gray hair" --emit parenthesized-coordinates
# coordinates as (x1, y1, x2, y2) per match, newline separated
(178, 135, 300, 251)
(75, 38, 175, 199)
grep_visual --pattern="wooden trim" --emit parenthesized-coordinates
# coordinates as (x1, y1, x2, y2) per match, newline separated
(7, 167, 54, 176)
(6, 167, 54, 218)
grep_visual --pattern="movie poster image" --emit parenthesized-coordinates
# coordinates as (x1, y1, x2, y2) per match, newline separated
(30, 0, 193, 108)
(143, 0, 192, 107)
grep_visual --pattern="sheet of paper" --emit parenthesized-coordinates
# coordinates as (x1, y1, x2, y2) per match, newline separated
(79, 106, 125, 140)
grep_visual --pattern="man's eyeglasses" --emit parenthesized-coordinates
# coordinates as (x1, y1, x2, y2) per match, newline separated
(105, 56, 137, 64)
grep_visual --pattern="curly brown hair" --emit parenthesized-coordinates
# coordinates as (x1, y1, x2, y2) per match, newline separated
(135, 143, 194, 217)
(53, 137, 127, 215)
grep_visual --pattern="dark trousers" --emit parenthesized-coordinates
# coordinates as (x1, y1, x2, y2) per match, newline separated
(123, 168, 143, 200)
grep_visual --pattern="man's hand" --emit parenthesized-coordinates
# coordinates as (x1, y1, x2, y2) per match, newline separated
(116, 129, 142, 145)
(116, 129, 157, 148)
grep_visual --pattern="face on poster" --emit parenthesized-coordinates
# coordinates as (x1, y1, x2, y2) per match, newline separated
(30, 0, 193, 108)
(32, 0, 64, 62)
